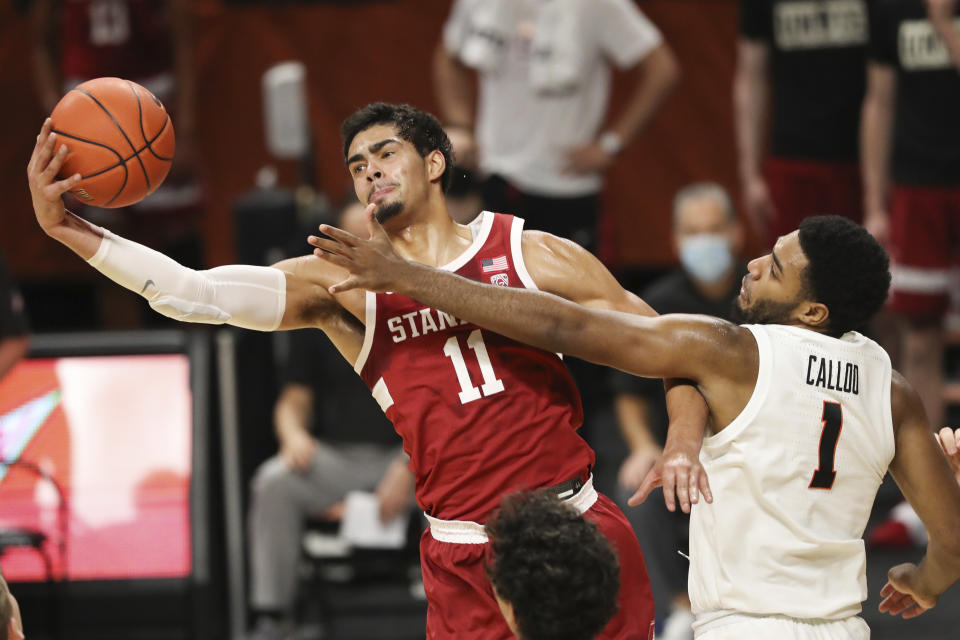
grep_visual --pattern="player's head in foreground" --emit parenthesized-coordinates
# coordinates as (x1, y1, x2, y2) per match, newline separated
(732, 215, 890, 337)
(485, 491, 620, 640)
(341, 103, 455, 225)
(0, 572, 25, 640)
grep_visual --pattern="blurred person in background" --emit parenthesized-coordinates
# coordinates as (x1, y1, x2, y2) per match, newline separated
(0, 572, 26, 640)
(246, 200, 413, 640)
(610, 183, 746, 640)
(434, 0, 679, 255)
(862, 0, 960, 431)
(0, 253, 30, 383)
(860, 0, 960, 549)
(30, 0, 204, 327)
(735, 0, 867, 247)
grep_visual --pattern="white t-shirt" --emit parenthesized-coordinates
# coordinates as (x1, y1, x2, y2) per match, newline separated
(443, 0, 662, 197)
(689, 325, 895, 629)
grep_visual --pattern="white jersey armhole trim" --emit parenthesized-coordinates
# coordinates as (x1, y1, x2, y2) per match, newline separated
(702, 324, 772, 450)
(878, 344, 896, 476)
(510, 216, 539, 290)
(440, 210, 494, 272)
(353, 290, 377, 374)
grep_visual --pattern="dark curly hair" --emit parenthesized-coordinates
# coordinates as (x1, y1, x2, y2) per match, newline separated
(340, 102, 455, 192)
(798, 215, 891, 336)
(485, 491, 620, 640)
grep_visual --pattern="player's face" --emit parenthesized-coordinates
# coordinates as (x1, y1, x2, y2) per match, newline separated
(734, 231, 810, 324)
(345, 124, 431, 224)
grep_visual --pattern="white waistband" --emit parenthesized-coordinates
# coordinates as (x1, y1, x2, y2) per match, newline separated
(425, 475, 598, 544)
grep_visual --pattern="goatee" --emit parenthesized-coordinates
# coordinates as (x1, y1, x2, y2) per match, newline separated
(375, 201, 404, 223)
(730, 296, 797, 326)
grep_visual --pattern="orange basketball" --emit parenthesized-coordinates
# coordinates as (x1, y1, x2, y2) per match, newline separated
(50, 77, 175, 208)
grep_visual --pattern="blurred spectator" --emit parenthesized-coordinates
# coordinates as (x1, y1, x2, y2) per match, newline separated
(861, 0, 960, 429)
(0, 571, 26, 640)
(246, 202, 414, 640)
(609, 183, 746, 640)
(735, 0, 868, 246)
(30, 0, 205, 327)
(434, 0, 679, 254)
(0, 253, 30, 383)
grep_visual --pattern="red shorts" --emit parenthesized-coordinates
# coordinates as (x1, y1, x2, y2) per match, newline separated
(888, 184, 960, 318)
(420, 492, 655, 640)
(765, 157, 862, 243)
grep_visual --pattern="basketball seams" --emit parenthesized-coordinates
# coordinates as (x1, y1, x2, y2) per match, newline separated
(123, 81, 153, 193)
(50, 129, 124, 177)
(76, 86, 149, 204)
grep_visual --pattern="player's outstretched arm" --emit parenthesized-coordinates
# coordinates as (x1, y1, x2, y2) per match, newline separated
(27, 121, 354, 340)
(882, 372, 960, 618)
(311, 210, 743, 382)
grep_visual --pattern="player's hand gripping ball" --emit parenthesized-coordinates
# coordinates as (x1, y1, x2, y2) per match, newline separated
(50, 77, 175, 208)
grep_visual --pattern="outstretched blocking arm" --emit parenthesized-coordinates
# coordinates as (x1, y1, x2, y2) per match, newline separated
(520, 230, 713, 511)
(881, 372, 960, 618)
(28, 120, 364, 360)
(313, 216, 737, 380)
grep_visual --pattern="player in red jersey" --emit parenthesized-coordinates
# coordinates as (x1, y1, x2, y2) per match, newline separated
(27, 103, 709, 639)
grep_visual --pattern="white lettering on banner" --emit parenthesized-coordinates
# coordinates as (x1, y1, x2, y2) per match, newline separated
(899, 19, 960, 71)
(774, 0, 867, 50)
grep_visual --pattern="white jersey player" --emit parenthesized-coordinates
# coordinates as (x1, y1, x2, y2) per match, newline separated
(311, 213, 960, 639)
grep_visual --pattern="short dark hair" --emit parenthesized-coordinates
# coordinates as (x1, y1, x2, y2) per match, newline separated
(485, 491, 619, 640)
(798, 215, 891, 336)
(340, 102, 455, 192)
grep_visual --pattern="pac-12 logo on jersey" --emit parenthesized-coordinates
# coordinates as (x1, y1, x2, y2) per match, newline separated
(490, 273, 510, 287)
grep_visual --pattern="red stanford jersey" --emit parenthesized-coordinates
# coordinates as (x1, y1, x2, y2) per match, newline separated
(60, 0, 173, 86)
(356, 212, 595, 522)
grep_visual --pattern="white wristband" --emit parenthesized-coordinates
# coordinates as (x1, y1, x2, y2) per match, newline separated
(598, 131, 623, 156)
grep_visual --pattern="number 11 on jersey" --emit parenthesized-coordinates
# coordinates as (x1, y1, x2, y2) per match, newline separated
(443, 329, 506, 404)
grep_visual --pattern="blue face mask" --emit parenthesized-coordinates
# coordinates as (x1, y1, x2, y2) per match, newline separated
(679, 234, 734, 284)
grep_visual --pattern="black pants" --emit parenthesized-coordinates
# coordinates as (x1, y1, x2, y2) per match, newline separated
(481, 174, 599, 255)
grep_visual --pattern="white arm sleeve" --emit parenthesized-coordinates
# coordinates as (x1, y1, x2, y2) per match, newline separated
(87, 229, 286, 331)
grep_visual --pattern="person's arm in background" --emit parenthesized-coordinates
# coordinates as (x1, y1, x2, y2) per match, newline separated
(433, 1, 479, 170)
(733, 38, 775, 243)
(861, 4, 898, 245)
(273, 383, 318, 472)
(375, 452, 416, 524)
(565, 43, 679, 174)
(433, 45, 477, 170)
(927, 0, 960, 71)
(30, 0, 60, 113)
(880, 372, 960, 617)
(612, 374, 664, 492)
(860, 62, 896, 245)
(565, 1, 680, 175)
(167, 0, 199, 172)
